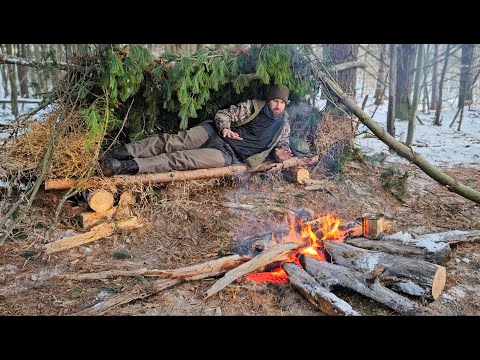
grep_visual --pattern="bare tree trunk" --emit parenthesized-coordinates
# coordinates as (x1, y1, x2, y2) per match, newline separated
(360, 44, 369, 98)
(34, 44, 46, 95)
(422, 45, 430, 113)
(5, 44, 18, 118)
(325, 44, 359, 99)
(395, 44, 417, 121)
(387, 44, 397, 137)
(434, 44, 452, 126)
(406, 44, 424, 146)
(430, 44, 438, 110)
(0, 45, 9, 110)
(457, 44, 474, 108)
(374, 44, 387, 105)
(17, 44, 29, 98)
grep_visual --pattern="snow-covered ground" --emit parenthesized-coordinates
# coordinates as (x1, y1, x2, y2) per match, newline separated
(355, 101, 480, 169)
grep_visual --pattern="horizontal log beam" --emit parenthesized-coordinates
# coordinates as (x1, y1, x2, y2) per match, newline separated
(44, 155, 319, 190)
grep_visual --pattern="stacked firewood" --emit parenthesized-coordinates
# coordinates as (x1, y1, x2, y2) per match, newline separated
(43, 189, 142, 255)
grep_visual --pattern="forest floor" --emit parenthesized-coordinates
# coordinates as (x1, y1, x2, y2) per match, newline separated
(1, 157, 480, 317)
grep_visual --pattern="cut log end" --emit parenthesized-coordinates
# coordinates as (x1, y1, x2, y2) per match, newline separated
(87, 190, 115, 213)
(432, 266, 446, 300)
(283, 167, 310, 184)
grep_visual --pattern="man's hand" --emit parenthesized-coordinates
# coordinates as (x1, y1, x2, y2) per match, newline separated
(275, 147, 292, 161)
(222, 128, 243, 140)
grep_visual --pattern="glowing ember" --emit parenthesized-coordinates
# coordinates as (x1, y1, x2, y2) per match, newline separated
(245, 213, 341, 284)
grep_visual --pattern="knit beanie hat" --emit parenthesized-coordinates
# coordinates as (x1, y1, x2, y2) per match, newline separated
(266, 84, 289, 103)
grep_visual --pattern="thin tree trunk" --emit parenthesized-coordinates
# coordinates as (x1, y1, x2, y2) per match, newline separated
(17, 44, 29, 98)
(387, 44, 397, 137)
(457, 44, 474, 108)
(406, 44, 424, 146)
(421, 44, 430, 113)
(360, 44, 369, 98)
(434, 44, 452, 126)
(315, 66, 480, 204)
(430, 44, 439, 110)
(395, 44, 417, 121)
(34, 44, 46, 95)
(457, 103, 465, 131)
(5, 44, 18, 118)
(374, 44, 387, 105)
(0, 45, 9, 110)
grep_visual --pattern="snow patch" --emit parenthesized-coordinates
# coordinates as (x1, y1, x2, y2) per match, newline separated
(397, 280, 425, 296)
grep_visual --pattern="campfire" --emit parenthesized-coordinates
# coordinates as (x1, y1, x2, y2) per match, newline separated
(203, 210, 450, 316)
(245, 213, 342, 285)
(62, 208, 480, 316)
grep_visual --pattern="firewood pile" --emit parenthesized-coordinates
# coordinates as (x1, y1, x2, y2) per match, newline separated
(43, 189, 142, 255)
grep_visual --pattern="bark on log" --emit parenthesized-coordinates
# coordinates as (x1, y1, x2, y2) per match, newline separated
(44, 155, 319, 190)
(409, 230, 480, 244)
(0, 53, 74, 71)
(282, 167, 310, 184)
(283, 262, 360, 316)
(205, 242, 300, 299)
(62, 254, 251, 281)
(324, 240, 446, 300)
(0, 98, 43, 104)
(317, 69, 480, 204)
(345, 237, 451, 264)
(71, 278, 180, 316)
(44, 216, 143, 254)
(86, 189, 115, 212)
(300, 254, 425, 315)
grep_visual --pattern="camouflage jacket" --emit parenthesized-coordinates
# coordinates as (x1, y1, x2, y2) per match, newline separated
(214, 99, 291, 168)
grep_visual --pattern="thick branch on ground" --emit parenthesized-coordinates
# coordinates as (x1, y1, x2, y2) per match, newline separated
(0, 53, 74, 71)
(205, 242, 300, 299)
(283, 262, 360, 316)
(71, 278, 180, 316)
(346, 229, 480, 263)
(300, 254, 425, 315)
(44, 155, 319, 190)
(409, 230, 480, 244)
(43, 216, 143, 254)
(324, 241, 446, 300)
(317, 70, 480, 204)
(62, 254, 251, 281)
(346, 237, 451, 264)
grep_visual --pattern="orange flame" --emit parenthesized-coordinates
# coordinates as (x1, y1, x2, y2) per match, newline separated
(245, 213, 341, 284)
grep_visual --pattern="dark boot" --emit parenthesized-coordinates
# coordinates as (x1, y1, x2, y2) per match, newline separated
(104, 145, 133, 160)
(100, 158, 139, 177)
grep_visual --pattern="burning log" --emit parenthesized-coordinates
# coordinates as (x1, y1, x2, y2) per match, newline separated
(205, 242, 300, 299)
(283, 262, 360, 316)
(85, 189, 115, 213)
(300, 254, 425, 315)
(44, 155, 319, 190)
(324, 241, 446, 300)
(62, 254, 251, 281)
(44, 216, 143, 254)
(345, 237, 451, 264)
